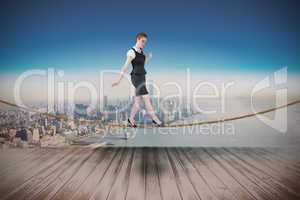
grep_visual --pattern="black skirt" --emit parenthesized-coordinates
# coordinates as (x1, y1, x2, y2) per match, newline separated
(131, 74, 149, 96)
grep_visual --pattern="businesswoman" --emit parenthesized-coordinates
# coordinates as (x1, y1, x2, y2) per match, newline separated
(112, 32, 162, 127)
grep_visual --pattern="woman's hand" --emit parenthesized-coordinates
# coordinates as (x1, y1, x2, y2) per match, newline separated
(112, 52, 133, 87)
(112, 80, 120, 87)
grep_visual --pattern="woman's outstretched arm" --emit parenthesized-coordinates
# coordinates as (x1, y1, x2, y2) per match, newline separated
(112, 55, 134, 87)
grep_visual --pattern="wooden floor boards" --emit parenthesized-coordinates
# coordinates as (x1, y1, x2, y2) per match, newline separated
(0, 147, 299, 200)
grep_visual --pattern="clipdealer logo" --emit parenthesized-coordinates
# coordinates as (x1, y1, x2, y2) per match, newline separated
(251, 67, 287, 133)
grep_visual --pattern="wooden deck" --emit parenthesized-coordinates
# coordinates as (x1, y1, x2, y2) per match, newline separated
(0, 147, 300, 200)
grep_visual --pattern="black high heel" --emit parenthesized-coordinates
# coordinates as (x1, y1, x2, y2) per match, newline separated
(152, 120, 163, 127)
(128, 118, 137, 128)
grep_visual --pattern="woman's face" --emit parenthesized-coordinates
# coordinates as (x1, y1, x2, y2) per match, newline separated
(137, 37, 147, 49)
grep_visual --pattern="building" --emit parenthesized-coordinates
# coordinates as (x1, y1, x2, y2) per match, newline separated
(74, 104, 88, 119)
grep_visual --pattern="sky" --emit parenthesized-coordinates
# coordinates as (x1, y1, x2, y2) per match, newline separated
(0, 0, 300, 104)
(0, 0, 299, 74)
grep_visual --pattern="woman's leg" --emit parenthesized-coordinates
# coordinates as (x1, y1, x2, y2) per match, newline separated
(129, 96, 141, 123)
(142, 94, 162, 124)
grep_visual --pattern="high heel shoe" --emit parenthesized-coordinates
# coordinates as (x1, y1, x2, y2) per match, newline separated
(128, 118, 137, 128)
(152, 120, 163, 127)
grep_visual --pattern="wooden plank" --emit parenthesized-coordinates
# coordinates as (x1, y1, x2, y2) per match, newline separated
(90, 148, 127, 200)
(29, 149, 95, 200)
(2, 148, 81, 200)
(230, 148, 300, 197)
(0, 148, 49, 177)
(51, 149, 108, 200)
(71, 148, 120, 200)
(223, 148, 299, 200)
(206, 148, 273, 200)
(261, 148, 300, 164)
(166, 148, 201, 200)
(215, 148, 282, 200)
(255, 148, 300, 174)
(175, 148, 226, 200)
(155, 148, 182, 200)
(0, 148, 37, 170)
(144, 148, 162, 200)
(241, 148, 300, 190)
(1, 147, 300, 200)
(181, 148, 238, 200)
(126, 148, 146, 200)
(0, 148, 60, 197)
(106, 148, 134, 200)
(195, 148, 254, 200)
(0, 148, 35, 160)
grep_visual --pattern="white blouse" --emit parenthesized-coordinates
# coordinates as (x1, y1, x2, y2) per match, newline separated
(126, 46, 142, 59)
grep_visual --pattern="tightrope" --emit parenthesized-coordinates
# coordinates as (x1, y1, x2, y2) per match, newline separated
(1, 98, 300, 129)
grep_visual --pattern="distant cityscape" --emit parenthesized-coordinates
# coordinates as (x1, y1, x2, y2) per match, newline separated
(0, 83, 196, 147)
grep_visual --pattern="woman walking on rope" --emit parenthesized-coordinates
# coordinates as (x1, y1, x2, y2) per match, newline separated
(112, 32, 162, 127)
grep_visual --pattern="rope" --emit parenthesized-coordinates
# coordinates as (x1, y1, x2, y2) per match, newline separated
(110, 99, 300, 128)
(1, 98, 300, 129)
(0, 99, 60, 119)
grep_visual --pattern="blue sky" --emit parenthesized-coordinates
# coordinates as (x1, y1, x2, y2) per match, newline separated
(0, 0, 299, 74)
